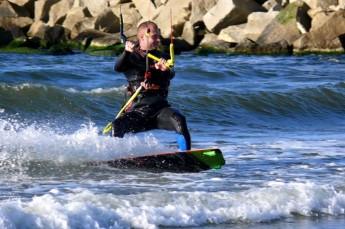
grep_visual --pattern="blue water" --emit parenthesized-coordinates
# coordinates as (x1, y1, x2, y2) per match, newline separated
(0, 52, 345, 228)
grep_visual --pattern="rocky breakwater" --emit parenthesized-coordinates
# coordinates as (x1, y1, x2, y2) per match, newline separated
(1, 0, 345, 55)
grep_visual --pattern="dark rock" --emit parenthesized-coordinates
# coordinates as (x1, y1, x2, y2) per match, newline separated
(94, 9, 120, 33)
(203, 0, 266, 34)
(0, 27, 13, 46)
(294, 9, 345, 52)
(254, 0, 268, 4)
(235, 38, 292, 54)
(44, 25, 68, 47)
(256, 2, 311, 45)
(23, 36, 41, 49)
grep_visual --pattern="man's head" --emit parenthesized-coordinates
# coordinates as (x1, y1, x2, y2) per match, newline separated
(137, 21, 161, 51)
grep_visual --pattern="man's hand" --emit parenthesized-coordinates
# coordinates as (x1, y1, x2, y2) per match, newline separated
(154, 58, 168, 71)
(140, 81, 160, 90)
(125, 41, 135, 52)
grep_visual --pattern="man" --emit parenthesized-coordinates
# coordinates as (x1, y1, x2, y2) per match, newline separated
(112, 21, 191, 151)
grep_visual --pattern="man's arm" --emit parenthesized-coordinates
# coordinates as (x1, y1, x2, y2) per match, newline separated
(114, 51, 130, 72)
(114, 41, 136, 72)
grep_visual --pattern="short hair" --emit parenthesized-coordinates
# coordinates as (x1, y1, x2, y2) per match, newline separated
(137, 21, 159, 37)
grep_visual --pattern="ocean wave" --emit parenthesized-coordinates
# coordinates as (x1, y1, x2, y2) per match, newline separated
(0, 182, 344, 228)
(176, 83, 345, 119)
(0, 83, 125, 95)
(2, 82, 345, 119)
(0, 83, 126, 119)
(1, 81, 345, 130)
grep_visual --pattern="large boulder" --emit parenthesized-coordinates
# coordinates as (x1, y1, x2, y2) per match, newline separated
(198, 33, 233, 52)
(28, 22, 68, 47)
(90, 33, 121, 47)
(235, 38, 292, 54)
(181, 21, 196, 46)
(294, 33, 343, 52)
(291, 0, 338, 10)
(243, 11, 279, 41)
(0, 16, 33, 37)
(0, 0, 27, 17)
(8, 0, 35, 18)
(94, 8, 120, 33)
(293, 9, 345, 52)
(62, 6, 92, 37)
(27, 20, 49, 39)
(70, 17, 95, 39)
(5, 0, 31, 17)
(308, 9, 332, 32)
(203, 0, 266, 34)
(112, 2, 142, 32)
(131, 0, 157, 20)
(73, 0, 120, 17)
(48, 0, 74, 26)
(153, 0, 163, 8)
(200, 33, 219, 46)
(153, 0, 193, 38)
(0, 0, 15, 17)
(34, 0, 60, 22)
(64, 7, 120, 39)
(75, 29, 111, 40)
(120, 26, 138, 41)
(340, 0, 345, 8)
(63, 7, 119, 39)
(218, 24, 246, 43)
(217, 10, 278, 45)
(73, 29, 121, 50)
(256, 1, 311, 45)
(190, 0, 217, 26)
(0, 1, 33, 38)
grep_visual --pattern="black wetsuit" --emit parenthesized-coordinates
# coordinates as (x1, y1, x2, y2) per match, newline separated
(112, 46, 191, 150)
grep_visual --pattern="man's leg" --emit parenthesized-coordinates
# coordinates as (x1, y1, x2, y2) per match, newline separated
(156, 107, 191, 150)
(112, 110, 150, 137)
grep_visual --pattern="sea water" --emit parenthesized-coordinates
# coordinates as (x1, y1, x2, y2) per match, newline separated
(0, 52, 345, 228)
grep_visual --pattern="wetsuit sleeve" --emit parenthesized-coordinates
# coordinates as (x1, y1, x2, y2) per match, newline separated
(169, 69, 175, 79)
(114, 51, 131, 72)
(161, 67, 175, 80)
(161, 51, 175, 79)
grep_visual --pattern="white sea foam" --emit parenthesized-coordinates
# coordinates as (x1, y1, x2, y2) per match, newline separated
(66, 86, 126, 94)
(0, 182, 344, 228)
(0, 117, 169, 166)
(0, 83, 48, 91)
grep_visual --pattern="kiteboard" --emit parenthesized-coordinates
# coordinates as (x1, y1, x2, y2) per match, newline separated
(89, 148, 225, 172)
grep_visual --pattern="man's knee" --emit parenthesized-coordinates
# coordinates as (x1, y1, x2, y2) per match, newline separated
(112, 118, 125, 137)
(172, 112, 191, 150)
(172, 112, 188, 134)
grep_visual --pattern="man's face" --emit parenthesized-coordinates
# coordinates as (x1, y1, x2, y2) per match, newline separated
(139, 25, 160, 50)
